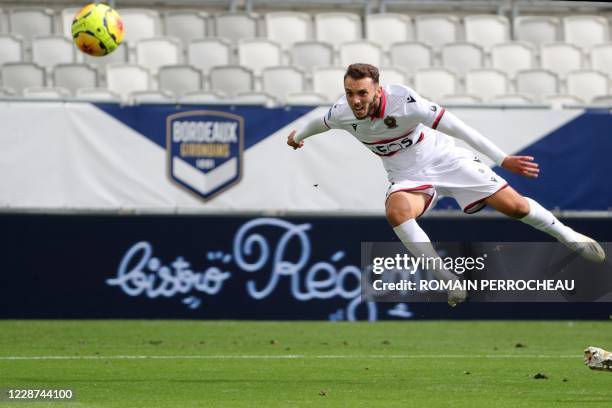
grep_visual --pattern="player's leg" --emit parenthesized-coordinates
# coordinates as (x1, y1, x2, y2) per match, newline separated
(484, 186, 605, 262)
(386, 190, 467, 306)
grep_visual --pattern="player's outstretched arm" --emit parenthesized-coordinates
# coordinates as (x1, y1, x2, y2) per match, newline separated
(287, 116, 329, 150)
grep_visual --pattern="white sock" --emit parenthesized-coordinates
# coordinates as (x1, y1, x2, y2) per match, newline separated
(393, 219, 457, 282)
(520, 197, 575, 242)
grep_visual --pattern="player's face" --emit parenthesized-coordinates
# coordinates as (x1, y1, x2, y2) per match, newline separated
(344, 77, 382, 119)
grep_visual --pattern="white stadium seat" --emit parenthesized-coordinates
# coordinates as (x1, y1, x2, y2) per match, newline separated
(515, 69, 559, 101)
(590, 43, 612, 76)
(415, 14, 460, 49)
(83, 43, 129, 75)
(365, 13, 413, 51)
(117, 9, 161, 45)
(314, 12, 362, 49)
(563, 15, 609, 49)
(0, 88, 16, 97)
(514, 16, 561, 46)
(135, 37, 182, 75)
(214, 12, 258, 43)
(290, 41, 334, 71)
(23, 86, 70, 99)
(60, 7, 80, 38)
(237, 39, 282, 76)
(389, 41, 433, 75)
(158, 65, 202, 97)
(265, 12, 312, 50)
(9, 8, 54, 44)
(285, 91, 328, 105)
(53, 63, 98, 95)
(544, 94, 584, 108)
(128, 90, 175, 104)
(465, 69, 508, 102)
(106, 63, 151, 101)
(1, 62, 45, 95)
(75, 87, 120, 101)
(179, 90, 227, 103)
(209, 65, 254, 96)
(440, 42, 484, 76)
(261, 66, 305, 102)
(312, 66, 345, 102)
(379, 67, 408, 86)
(566, 69, 609, 103)
(490, 42, 535, 78)
(414, 68, 457, 101)
(187, 38, 231, 75)
(339, 41, 384, 67)
(592, 94, 612, 104)
(464, 15, 510, 50)
(232, 91, 279, 106)
(540, 43, 584, 78)
(164, 10, 209, 45)
(441, 94, 482, 104)
(31, 35, 75, 70)
(0, 34, 23, 65)
(490, 94, 535, 104)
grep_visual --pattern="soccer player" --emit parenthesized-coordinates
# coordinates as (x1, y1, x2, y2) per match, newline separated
(286, 63, 605, 306)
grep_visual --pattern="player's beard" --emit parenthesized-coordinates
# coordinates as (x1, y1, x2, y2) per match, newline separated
(353, 95, 379, 119)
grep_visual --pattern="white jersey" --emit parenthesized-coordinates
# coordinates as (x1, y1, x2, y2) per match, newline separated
(324, 84, 455, 181)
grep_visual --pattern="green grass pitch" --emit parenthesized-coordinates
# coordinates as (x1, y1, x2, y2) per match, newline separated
(1, 320, 611, 407)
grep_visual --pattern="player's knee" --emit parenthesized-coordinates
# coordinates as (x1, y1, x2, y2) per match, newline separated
(385, 205, 415, 227)
(508, 198, 530, 218)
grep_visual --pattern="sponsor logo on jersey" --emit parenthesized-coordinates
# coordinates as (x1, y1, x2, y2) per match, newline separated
(384, 116, 398, 129)
(351, 123, 358, 131)
(167, 110, 244, 201)
(363, 132, 422, 157)
(406, 95, 416, 103)
(430, 105, 438, 112)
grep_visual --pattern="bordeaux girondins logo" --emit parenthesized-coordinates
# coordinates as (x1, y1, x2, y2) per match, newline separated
(167, 110, 244, 201)
(384, 116, 398, 129)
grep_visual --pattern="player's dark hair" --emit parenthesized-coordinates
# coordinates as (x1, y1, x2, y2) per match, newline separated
(344, 63, 379, 84)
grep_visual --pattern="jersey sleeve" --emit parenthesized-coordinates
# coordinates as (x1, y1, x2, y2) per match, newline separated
(323, 103, 342, 129)
(400, 87, 446, 130)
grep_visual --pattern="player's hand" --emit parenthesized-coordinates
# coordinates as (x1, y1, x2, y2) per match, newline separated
(287, 130, 304, 150)
(501, 156, 540, 178)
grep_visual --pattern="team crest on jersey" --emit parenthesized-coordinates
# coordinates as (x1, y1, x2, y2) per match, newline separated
(166, 110, 244, 201)
(384, 116, 398, 129)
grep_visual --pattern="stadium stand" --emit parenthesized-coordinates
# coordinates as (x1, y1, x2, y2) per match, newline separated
(106, 63, 151, 101)
(187, 38, 232, 75)
(440, 42, 484, 76)
(389, 41, 433, 75)
(23, 85, 70, 99)
(135, 37, 182, 75)
(540, 42, 584, 78)
(209, 65, 254, 96)
(490, 42, 535, 78)
(261, 66, 305, 102)
(463, 14, 510, 51)
(53, 63, 98, 95)
(264, 11, 312, 50)
(339, 40, 384, 67)
(314, 12, 362, 50)
(0, 34, 23, 66)
(414, 67, 458, 101)
(515, 69, 559, 102)
(1, 62, 45, 95)
(464, 69, 509, 102)
(75, 87, 120, 101)
(158, 64, 202, 97)
(163, 10, 209, 45)
(290, 40, 334, 71)
(365, 13, 413, 51)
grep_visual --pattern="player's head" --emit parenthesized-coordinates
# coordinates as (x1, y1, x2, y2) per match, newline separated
(344, 63, 382, 120)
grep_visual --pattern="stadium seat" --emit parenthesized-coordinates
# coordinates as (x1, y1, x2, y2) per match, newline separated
(314, 12, 362, 50)
(53, 63, 98, 95)
(379, 67, 408, 85)
(158, 65, 202, 97)
(590, 43, 612, 75)
(128, 90, 175, 105)
(83, 43, 129, 76)
(261, 66, 305, 102)
(339, 41, 384, 67)
(209, 65, 254, 96)
(8, 8, 54, 45)
(563, 15, 609, 49)
(440, 94, 482, 104)
(135, 37, 182, 75)
(1, 62, 45, 95)
(0, 88, 16, 97)
(440, 42, 484, 76)
(179, 90, 227, 103)
(0, 34, 23, 65)
(31, 35, 75, 70)
(415, 14, 460, 49)
(75, 87, 120, 101)
(389, 41, 433, 75)
(290, 41, 334, 71)
(365, 13, 414, 51)
(187, 38, 232, 75)
(232, 91, 279, 106)
(566, 69, 609, 103)
(237, 39, 282, 76)
(106, 63, 151, 101)
(264, 12, 312, 50)
(60, 7, 80, 38)
(23, 86, 70, 99)
(414, 68, 458, 101)
(164, 10, 209, 45)
(465, 69, 508, 102)
(285, 91, 328, 105)
(514, 16, 561, 46)
(490, 42, 535, 78)
(592, 94, 612, 104)
(117, 9, 161, 45)
(515, 69, 559, 101)
(490, 94, 535, 104)
(312, 66, 346, 102)
(214, 12, 258, 43)
(464, 15, 510, 50)
(544, 94, 584, 108)
(540, 43, 584, 78)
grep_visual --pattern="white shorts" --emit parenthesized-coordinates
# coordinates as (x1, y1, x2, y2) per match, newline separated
(385, 147, 508, 216)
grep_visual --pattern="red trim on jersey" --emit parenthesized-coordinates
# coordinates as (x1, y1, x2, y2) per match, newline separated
(432, 107, 446, 129)
(463, 183, 509, 214)
(416, 132, 425, 144)
(370, 89, 387, 120)
(362, 130, 414, 145)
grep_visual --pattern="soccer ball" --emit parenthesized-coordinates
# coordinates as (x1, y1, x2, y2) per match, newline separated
(71, 3, 124, 57)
